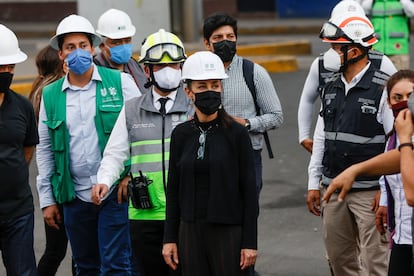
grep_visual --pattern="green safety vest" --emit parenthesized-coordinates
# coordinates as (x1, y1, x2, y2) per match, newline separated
(42, 66, 124, 204)
(371, 0, 410, 55)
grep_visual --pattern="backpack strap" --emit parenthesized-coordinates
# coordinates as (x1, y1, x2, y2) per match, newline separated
(242, 58, 274, 159)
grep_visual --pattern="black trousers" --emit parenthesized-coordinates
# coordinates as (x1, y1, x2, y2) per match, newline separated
(130, 220, 179, 276)
(389, 243, 414, 276)
(178, 220, 251, 276)
(37, 205, 74, 276)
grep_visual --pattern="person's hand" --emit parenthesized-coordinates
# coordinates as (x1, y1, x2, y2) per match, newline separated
(91, 184, 109, 205)
(375, 206, 388, 235)
(117, 176, 130, 204)
(42, 204, 61, 230)
(323, 167, 357, 203)
(395, 109, 414, 143)
(240, 249, 257, 270)
(307, 190, 321, 216)
(231, 115, 248, 126)
(371, 190, 381, 213)
(300, 139, 313, 153)
(162, 243, 179, 270)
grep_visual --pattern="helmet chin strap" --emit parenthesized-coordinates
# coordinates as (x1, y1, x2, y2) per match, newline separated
(146, 64, 179, 93)
(339, 45, 367, 72)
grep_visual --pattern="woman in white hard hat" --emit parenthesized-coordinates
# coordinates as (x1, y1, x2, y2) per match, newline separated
(162, 51, 258, 276)
(0, 24, 38, 276)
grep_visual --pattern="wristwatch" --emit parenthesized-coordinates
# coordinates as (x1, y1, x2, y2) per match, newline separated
(244, 119, 251, 130)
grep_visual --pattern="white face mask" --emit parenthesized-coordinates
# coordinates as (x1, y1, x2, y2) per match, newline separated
(323, 48, 343, 72)
(153, 66, 182, 90)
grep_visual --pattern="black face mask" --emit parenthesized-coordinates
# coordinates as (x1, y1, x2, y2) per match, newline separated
(213, 40, 236, 63)
(0, 72, 13, 93)
(194, 90, 222, 115)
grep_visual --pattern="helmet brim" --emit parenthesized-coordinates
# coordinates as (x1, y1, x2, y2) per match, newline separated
(96, 27, 136, 40)
(0, 50, 27, 65)
(50, 32, 101, 50)
(182, 73, 229, 81)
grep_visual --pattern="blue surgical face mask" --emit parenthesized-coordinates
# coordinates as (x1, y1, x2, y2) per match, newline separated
(66, 48, 93, 75)
(109, 44, 132, 64)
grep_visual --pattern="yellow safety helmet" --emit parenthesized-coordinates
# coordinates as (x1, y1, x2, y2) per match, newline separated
(138, 29, 186, 64)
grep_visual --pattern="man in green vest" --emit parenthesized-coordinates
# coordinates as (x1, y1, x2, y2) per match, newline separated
(93, 29, 192, 276)
(36, 14, 141, 275)
(360, 0, 414, 69)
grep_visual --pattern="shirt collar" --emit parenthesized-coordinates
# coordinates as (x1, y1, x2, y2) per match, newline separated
(152, 88, 177, 105)
(341, 61, 371, 94)
(62, 64, 100, 92)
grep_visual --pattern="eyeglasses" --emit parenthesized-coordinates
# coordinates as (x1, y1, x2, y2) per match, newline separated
(197, 129, 206, 160)
(145, 43, 186, 63)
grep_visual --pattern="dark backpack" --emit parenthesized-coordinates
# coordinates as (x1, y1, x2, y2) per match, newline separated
(242, 58, 274, 159)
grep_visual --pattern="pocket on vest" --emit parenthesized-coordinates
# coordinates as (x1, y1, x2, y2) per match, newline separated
(45, 120, 66, 151)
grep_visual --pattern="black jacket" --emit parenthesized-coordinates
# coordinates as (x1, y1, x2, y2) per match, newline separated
(164, 118, 258, 249)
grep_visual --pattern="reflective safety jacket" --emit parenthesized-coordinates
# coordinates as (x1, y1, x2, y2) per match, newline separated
(125, 88, 192, 220)
(371, 0, 410, 55)
(320, 64, 389, 189)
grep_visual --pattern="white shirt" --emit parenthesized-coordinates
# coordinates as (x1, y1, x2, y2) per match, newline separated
(379, 135, 414, 245)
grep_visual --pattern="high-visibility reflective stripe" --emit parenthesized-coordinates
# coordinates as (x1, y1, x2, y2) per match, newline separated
(130, 142, 170, 155)
(131, 138, 170, 147)
(389, 32, 406, 38)
(372, 8, 404, 16)
(131, 152, 170, 164)
(325, 131, 385, 144)
(131, 162, 164, 173)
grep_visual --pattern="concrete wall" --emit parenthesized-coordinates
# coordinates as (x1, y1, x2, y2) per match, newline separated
(78, 0, 171, 52)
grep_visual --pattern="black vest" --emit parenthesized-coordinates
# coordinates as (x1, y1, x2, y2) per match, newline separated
(320, 63, 388, 181)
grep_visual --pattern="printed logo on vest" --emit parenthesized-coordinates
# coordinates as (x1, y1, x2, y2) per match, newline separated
(109, 87, 117, 96)
(132, 123, 157, 129)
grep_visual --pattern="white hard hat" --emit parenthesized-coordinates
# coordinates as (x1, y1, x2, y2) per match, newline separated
(0, 24, 27, 65)
(50, 14, 101, 50)
(181, 51, 228, 81)
(330, 0, 365, 19)
(139, 29, 186, 64)
(320, 13, 377, 47)
(96, 9, 136, 39)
